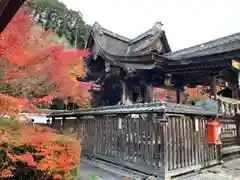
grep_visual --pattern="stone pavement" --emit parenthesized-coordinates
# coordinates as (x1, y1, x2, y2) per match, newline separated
(79, 157, 240, 180)
(175, 158, 240, 180)
(79, 157, 149, 180)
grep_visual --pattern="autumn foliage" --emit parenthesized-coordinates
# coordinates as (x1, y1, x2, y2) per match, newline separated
(0, 118, 80, 179)
(0, 8, 91, 179)
(185, 85, 209, 104)
(0, 9, 91, 116)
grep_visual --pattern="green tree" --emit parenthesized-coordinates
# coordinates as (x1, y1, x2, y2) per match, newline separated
(25, 0, 91, 49)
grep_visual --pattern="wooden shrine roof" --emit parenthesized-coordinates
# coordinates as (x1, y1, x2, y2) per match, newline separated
(163, 33, 240, 65)
(159, 32, 240, 77)
(84, 21, 240, 86)
(0, 0, 26, 33)
(85, 22, 171, 69)
(85, 21, 240, 72)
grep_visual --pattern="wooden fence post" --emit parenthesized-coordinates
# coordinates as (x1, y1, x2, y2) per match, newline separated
(162, 122, 170, 180)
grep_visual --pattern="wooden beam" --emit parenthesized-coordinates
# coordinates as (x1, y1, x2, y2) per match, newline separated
(145, 84, 153, 103)
(211, 75, 217, 100)
(0, 0, 10, 17)
(121, 80, 126, 104)
(176, 89, 181, 103)
(0, 0, 26, 34)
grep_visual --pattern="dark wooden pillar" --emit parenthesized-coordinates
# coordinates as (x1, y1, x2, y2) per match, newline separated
(238, 72, 240, 99)
(236, 120, 240, 145)
(176, 89, 181, 104)
(121, 80, 126, 104)
(90, 92, 101, 107)
(211, 75, 217, 100)
(145, 84, 153, 103)
(173, 75, 183, 104)
(211, 74, 222, 159)
(175, 83, 182, 104)
(51, 117, 55, 128)
(234, 85, 240, 99)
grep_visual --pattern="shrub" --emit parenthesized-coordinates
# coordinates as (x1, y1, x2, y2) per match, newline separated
(0, 118, 81, 179)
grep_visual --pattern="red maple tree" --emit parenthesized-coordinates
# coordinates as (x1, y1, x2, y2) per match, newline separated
(0, 9, 91, 116)
(0, 9, 91, 179)
(0, 118, 81, 179)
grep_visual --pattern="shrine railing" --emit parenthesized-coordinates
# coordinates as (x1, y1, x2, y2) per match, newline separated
(220, 119, 240, 149)
(215, 96, 240, 154)
(49, 103, 218, 178)
(217, 95, 240, 117)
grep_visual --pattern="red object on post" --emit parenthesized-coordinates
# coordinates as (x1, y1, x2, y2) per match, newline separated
(207, 120, 221, 144)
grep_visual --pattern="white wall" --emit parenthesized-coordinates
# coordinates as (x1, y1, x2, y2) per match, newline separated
(19, 113, 50, 124)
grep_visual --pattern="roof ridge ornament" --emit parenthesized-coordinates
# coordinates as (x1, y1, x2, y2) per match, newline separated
(150, 22, 163, 36)
(129, 22, 164, 44)
(154, 22, 164, 30)
(92, 22, 103, 36)
(200, 44, 205, 49)
(92, 22, 100, 30)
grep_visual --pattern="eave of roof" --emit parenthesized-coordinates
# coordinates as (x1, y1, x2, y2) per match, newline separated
(0, 0, 26, 34)
(163, 32, 240, 61)
(165, 49, 240, 67)
(100, 25, 130, 43)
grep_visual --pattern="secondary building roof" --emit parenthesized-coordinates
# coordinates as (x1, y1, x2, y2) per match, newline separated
(163, 33, 240, 66)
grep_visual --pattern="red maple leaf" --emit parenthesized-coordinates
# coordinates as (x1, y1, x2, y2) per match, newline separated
(0, 9, 91, 115)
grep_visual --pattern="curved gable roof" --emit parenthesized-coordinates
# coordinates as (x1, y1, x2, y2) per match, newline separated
(86, 22, 171, 56)
(85, 22, 171, 70)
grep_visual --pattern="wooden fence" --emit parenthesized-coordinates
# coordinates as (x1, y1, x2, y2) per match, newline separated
(50, 103, 219, 179)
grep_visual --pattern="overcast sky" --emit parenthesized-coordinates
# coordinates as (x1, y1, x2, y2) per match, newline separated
(60, 0, 240, 51)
